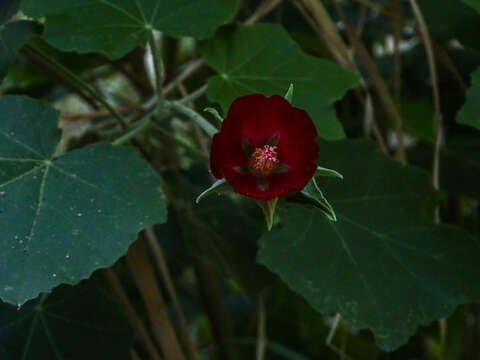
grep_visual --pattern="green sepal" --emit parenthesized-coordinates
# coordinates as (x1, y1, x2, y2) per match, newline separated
(284, 83, 294, 103)
(204, 107, 224, 126)
(195, 178, 232, 204)
(288, 179, 337, 221)
(256, 198, 279, 231)
(266, 134, 279, 146)
(242, 138, 254, 157)
(315, 165, 344, 180)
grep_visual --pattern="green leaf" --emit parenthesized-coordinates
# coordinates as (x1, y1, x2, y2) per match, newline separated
(196, 178, 231, 204)
(0, 20, 41, 83)
(204, 107, 224, 126)
(0, 0, 20, 25)
(409, 135, 480, 200)
(300, 179, 337, 221)
(284, 83, 294, 103)
(315, 165, 343, 180)
(20, 0, 237, 59)
(257, 197, 279, 231)
(0, 276, 132, 359)
(419, 0, 480, 50)
(463, 0, 480, 13)
(201, 24, 360, 140)
(258, 140, 480, 351)
(401, 97, 436, 143)
(457, 66, 480, 130)
(0, 95, 166, 306)
(165, 166, 275, 295)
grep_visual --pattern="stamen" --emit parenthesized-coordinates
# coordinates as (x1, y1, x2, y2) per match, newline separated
(249, 145, 279, 176)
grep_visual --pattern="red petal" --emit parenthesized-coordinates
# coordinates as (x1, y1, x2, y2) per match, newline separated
(209, 132, 224, 178)
(277, 107, 318, 173)
(227, 94, 293, 147)
(210, 107, 248, 178)
(209, 93, 319, 200)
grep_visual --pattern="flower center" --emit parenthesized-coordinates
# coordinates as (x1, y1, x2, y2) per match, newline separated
(249, 145, 279, 176)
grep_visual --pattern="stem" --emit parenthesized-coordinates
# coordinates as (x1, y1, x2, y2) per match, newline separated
(433, 43, 467, 91)
(390, 0, 403, 99)
(126, 239, 186, 360)
(245, 0, 282, 24)
(24, 44, 129, 130)
(145, 228, 199, 360)
(195, 260, 234, 360)
(112, 116, 152, 145)
(20, 47, 99, 110)
(177, 84, 208, 105)
(167, 101, 218, 137)
(295, 0, 389, 155)
(177, 82, 211, 156)
(104, 269, 163, 360)
(149, 33, 165, 111)
(255, 296, 267, 360)
(408, 0, 443, 218)
(408, 0, 446, 350)
(152, 124, 208, 159)
(331, 0, 407, 163)
(295, 0, 354, 71)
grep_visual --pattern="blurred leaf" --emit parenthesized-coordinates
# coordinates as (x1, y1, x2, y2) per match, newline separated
(463, 0, 480, 13)
(0, 276, 132, 360)
(232, 338, 310, 360)
(201, 24, 360, 140)
(409, 134, 480, 200)
(0, 0, 20, 25)
(401, 97, 436, 143)
(0, 20, 41, 83)
(258, 140, 480, 351)
(457, 66, 480, 130)
(20, 0, 237, 59)
(165, 166, 275, 295)
(0, 96, 166, 306)
(419, 0, 480, 50)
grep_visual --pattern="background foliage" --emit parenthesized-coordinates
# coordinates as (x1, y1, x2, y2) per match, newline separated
(1, 0, 480, 359)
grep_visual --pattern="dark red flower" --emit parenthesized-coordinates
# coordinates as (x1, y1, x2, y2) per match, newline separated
(210, 94, 319, 200)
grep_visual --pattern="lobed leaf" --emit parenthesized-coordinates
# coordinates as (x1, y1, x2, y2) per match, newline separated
(0, 96, 166, 306)
(200, 24, 360, 140)
(0, 276, 132, 359)
(20, 0, 237, 59)
(258, 140, 480, 351)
